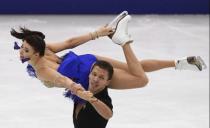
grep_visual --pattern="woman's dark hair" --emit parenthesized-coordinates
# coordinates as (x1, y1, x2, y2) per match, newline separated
(10, 27, 46, 56)
(91, 60, 114, 80)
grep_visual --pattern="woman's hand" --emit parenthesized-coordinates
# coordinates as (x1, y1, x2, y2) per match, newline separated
(96, 25, 114, 37)
(71, 83, 85, 94)
(78, 90, 94, 101)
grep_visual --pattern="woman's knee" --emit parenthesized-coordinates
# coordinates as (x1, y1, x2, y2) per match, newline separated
(143, 76, 149, 86)
(136, 75, 149, 88)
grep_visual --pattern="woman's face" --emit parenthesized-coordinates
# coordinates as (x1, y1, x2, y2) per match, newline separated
(19, 41, 36, 60)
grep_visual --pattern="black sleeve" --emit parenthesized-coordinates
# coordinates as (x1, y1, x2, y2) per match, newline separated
(94, 88, 113, 110)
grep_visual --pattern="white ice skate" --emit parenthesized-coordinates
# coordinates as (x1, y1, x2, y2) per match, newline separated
(175, 56, 207, 71)
(111, 15, 133, 46)
(108, 11, 128, 31)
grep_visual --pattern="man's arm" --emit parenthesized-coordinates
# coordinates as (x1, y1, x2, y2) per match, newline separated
(89, 97, 113, 120)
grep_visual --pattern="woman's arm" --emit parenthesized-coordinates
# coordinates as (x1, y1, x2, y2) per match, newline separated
(36, 67, 93, 101)
(47, 26, 113, 53)
(36, 67, 74, 88)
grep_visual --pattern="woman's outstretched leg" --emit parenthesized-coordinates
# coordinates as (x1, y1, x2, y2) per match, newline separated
(95, 56, 175, 72)
(142, 56, 207, 72)
(96, 55, 206, 72)
(140, 59, 175, 72)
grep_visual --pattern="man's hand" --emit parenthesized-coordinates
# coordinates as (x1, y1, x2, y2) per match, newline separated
(78, 90, 94, 101)
(70, 83, 97, 102)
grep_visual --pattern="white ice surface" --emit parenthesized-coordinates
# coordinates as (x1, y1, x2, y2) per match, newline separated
(0, 15, 209, 128)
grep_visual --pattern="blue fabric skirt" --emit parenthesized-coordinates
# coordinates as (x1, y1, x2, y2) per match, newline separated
(57, 51, 97, 103)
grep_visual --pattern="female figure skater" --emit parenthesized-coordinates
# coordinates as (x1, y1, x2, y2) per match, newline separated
(11, 12, 206, 103)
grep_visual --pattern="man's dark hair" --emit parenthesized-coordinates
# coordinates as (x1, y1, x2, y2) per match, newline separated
(10, 27, 46, 56)
(91, 60, 114, 80)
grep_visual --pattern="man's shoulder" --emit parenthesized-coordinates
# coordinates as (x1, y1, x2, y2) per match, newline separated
(95, 87, 110, 97)
(95, 87, 113, 107)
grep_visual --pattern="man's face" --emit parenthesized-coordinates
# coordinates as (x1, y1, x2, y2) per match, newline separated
(88, 66, 110, 94)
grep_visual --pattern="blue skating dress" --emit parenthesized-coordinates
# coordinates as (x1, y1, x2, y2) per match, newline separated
(27, 51, 97, 103)
(58, 51, 97, 103)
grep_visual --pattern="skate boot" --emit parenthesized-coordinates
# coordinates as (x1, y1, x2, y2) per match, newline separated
(108, 11, 128, 38)
(111, 15, 133, 46)
(175, 56, 207, 71)
(108, 11, 128, 33)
